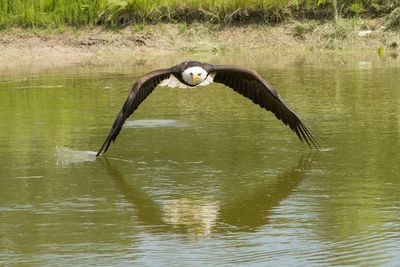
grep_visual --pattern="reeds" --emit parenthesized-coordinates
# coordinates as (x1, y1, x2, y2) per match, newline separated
(0, 0, 106, 28)
(386, 7, 400, 29)
(101, 0, 298, 25)
(0, 0, 397, 28)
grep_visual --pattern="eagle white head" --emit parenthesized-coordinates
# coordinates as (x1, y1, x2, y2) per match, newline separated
(182, 66, 208, 86)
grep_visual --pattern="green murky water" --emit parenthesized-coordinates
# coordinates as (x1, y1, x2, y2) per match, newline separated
(1, 51, 399, 266)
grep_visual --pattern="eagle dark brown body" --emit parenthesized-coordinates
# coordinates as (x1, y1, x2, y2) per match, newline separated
(96, 61, 318, 156)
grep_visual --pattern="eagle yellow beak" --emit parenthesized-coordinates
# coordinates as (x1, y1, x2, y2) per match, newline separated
(191, 74, 200, 83)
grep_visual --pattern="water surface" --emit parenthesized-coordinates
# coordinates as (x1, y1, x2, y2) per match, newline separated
(1, 51, 399, 266)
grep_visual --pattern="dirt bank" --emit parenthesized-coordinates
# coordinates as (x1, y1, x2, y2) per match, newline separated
(0, 20, 399, 67)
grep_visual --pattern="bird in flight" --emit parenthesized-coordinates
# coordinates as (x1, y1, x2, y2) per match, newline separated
(96, 60, 318, 157)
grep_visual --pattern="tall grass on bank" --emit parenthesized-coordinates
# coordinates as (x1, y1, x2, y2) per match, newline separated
(103, 0, 398, 26)
(386, 7, 400, 29)
(0, 0, 105, 28)
(0, 0, 398, 28)
(102, 0, 304, 25)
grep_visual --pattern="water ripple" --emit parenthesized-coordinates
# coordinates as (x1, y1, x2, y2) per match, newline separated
(124, 119, 186, 128)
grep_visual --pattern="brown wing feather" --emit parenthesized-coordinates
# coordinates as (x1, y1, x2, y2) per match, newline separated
(97, 68, 174, 156)
(207, 64, 318, 148)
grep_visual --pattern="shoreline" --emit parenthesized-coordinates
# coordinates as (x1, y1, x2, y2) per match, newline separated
(1, 20, 399, 68)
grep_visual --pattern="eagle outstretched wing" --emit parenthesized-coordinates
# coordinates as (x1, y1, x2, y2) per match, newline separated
(205, 64, 318, 148)
(96, 68, 174, 156)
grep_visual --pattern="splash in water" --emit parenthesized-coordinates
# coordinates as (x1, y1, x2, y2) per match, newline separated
(55, 146, 97, 165)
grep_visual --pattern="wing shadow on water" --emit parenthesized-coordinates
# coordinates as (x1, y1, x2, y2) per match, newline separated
(103, 159, 174, 233)
(217, 154, 315, 232)
(102, 153, 316, 235)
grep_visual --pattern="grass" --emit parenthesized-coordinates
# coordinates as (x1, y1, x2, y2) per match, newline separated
(0, 0, 105, 28)
(0, 0, 398, 28)
(385, 7, 400, 29)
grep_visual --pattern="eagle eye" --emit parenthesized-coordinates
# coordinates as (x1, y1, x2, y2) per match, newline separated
(197, 73, 202, 76)
(190, 72, 193, 76)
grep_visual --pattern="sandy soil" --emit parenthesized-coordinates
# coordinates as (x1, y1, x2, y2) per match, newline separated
(0, 21, 399, 68)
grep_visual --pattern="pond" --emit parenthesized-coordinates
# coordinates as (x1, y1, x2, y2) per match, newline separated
(1, 50, 399, 266)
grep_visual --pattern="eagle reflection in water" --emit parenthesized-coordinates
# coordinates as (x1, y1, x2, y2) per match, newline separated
(103, 154, 315, 237)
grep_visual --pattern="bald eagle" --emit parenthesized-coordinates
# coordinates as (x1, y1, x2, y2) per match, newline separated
(96, 60, 318, 156)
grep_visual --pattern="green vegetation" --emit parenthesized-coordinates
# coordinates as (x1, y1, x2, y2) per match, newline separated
(385, 7, 400, 29)
(0, 0, 105, 28)
(0, 0, 399, 28)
